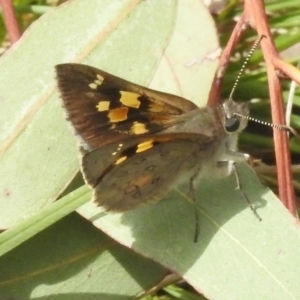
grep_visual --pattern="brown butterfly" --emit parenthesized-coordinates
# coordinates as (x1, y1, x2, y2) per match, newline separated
(55, 63, 248, 212)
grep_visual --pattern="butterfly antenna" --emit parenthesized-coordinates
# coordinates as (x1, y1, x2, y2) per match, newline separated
(230, 36, 298, 136)
(229, 36, 263, 101)
(233, 113, 298, 136)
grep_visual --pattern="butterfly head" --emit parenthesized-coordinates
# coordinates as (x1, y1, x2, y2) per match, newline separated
(222, 99, 249, 134)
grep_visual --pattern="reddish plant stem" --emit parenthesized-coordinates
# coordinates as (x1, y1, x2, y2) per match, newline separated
(273, 58, 300, 85)
(208, 13, 248, 106)
(245, 0, 296, 216)
(0, 0, 21, 44)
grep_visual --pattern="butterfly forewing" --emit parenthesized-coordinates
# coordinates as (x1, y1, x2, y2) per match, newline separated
(55, 63, 198, 150)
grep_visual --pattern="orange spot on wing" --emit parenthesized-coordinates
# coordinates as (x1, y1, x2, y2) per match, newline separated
(131, 122, 148, 134)
(96, 101, 110, 111)
(115, 156, 127, 165)
(120, 91, 141, 108)
(108, 107, 129, 122)
(136, 140, 154, 153)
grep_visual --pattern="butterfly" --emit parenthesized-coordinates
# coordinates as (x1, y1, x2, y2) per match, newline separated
(55, 63, 248, 212)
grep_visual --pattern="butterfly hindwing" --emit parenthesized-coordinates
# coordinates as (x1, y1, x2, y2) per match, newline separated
(82, 133, 216, 212)
(55, 63, 198, 150)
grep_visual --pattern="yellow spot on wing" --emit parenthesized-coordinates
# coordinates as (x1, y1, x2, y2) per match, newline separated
(120, 91, 141, 108)
(89, 74, 104, 89)
(108, 107, 129, 122)
(89, 83, 97, 89)
(96, 101, 110, 111)
(136, 140, 154, 153)
(131, 122, 148, 134)
(96, 74, 104, 83)
(112, 144, 123, 156)
(115, 156, 127, 165)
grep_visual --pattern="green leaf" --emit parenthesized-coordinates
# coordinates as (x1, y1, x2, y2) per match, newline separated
(0, 214, 167, 299)
(0, 186, 90, 257)
(80, 163, 300, 300)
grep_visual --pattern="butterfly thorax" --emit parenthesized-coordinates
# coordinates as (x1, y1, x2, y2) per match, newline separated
(161, 105, 225, 137)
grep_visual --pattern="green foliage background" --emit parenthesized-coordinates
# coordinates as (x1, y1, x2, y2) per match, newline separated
(0, 0, 300, 299)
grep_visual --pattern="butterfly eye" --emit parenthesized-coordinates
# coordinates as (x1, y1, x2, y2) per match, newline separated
(225, 117, 240, 132)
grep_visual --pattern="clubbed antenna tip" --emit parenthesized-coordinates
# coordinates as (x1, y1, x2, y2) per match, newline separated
(234, 112, 298, 136)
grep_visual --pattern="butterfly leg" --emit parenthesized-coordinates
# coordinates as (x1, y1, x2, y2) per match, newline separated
(231, 163, 262, 221)
(218, 160, 262, 221)
(188, 172, 200, 243)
